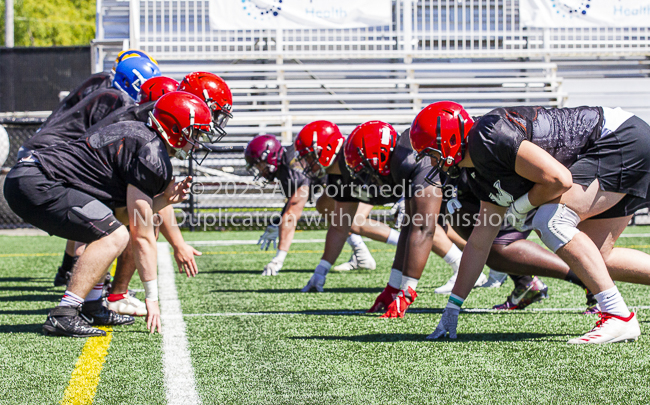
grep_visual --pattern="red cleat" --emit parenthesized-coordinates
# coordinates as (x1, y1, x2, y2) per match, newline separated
(379, 287, 417, 318)
(367, 284, 400, 313)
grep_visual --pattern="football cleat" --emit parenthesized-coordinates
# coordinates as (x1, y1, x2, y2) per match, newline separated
(42, 305, 106, 338)
(492, 276, 548, 310)
(479, 269, 508, 288)
(435, 271, 487, 294)
(367, 284, 400, 313)
(567, 312, 640, 344)
(379, 287, 417, 319)
(583, 289, 600, 315)
(81, 299, 135, 326)
(53, 266, 71, 287)
(333, 246, 377, 272)
(301, 273, 326, 293)
(107, 294, 147, 317)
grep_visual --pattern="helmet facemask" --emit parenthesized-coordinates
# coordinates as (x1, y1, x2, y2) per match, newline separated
(149, 109, 213, 165)
(415, 114, 468, 187)
(245, 149, 278, 185)
(202, 89, 233, 142)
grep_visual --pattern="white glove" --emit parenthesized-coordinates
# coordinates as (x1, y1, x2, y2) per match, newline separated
(446, 198, 462, 215)
(257, 225, 279, 251)
(505, 205, 532, 232)
(301, 272, 326, 292)
(390, 198, 406, 228)
(426, 306, 460, 339)
(262, 257, 284, 276)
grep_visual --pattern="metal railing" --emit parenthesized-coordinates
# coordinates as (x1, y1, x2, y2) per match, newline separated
(92, 0, 650, 61)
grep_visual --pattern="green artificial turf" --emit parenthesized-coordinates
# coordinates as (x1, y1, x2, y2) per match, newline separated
(1, 228, 650, 404)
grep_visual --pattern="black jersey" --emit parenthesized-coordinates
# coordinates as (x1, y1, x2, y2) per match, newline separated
(326, 130, 432, 205)
(86, 101, 154, 134)
(41, 71, 114, 130)
(22, 88, 133, 152)
(33, 121, 173, 209)
(275, 145, 312, 199)
(467, 106, 603, 206)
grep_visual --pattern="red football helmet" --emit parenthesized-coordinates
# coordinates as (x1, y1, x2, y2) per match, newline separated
(244, 134, 284, 183)
(344, 121, 397, 185)
(149, 91, 213, 164)
(409, 101, 473, 185)
(138, 76, 180, 104)
(177, 72, 233, 142)
(294, 120, 344, 180)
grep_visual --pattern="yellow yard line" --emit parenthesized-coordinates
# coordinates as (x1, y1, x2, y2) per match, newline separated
(0, 252, 60, 258)
(60, 326, 113, 405)
(201, 248, 395, 255)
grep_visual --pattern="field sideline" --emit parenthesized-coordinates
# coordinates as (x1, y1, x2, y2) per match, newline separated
(1, 228, 650, 404)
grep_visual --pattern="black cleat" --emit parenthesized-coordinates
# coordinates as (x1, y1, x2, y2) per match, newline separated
(81, 299, 135, 326)
(43, 306, 106, 338)
(53, 267, 71, 287)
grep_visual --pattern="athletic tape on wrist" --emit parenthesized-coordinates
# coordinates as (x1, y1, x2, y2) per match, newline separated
(448, 293, 464, 308)
(512, 192, 535, 214)
(143, 279, 159, 301)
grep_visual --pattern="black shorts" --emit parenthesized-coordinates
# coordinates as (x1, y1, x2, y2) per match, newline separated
(571, 115, 650, 218)
(3, 162, 123, 243)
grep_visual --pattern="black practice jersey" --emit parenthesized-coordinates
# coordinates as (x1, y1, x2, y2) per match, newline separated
(41, 71, 114, 130)
(467, 106, 603, 206)
(34, 121, 173, 209)
(22, 88, 133, 151)
(326, 130, 432, 205)
(275, 145, 312, 199)
(86, 101, 154, 134)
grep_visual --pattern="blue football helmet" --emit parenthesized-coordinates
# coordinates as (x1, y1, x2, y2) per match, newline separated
(112, 57, 162, 100)
(112, 49, 158, 72)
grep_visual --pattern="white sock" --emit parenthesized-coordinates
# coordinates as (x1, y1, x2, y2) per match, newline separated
(85, 282, 104, 302)
(386, 229, 400, 246)
(275, 250, 288, 262)
(315, 259, 332, 276)
(443, 244, 462, 273)
(60, 290, 84, 307)
(594, 286, 630, 317)
(400, 276, 419, 297)
(388, 268, 402, 289)
(347, 234, 364, 249)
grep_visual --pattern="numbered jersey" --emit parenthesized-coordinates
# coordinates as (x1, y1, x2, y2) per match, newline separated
(22, 88, 133, 151)
(34, 121, 172, 209)
(326, 129, 433, 205)
(466, 106, 603, 206)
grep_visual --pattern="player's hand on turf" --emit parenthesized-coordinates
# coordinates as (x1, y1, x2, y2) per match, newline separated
(257, 225, 279, 251)
(446, 197, 463, 215)
(164, 176, 193, 205)
(262, 257, 283, 276)
(505, 204, 532, 232)
(145, 299, 161, 334)
(427, 307, 460, 340)
(301, 272, 326, 292)
(174, 242, 202, 277)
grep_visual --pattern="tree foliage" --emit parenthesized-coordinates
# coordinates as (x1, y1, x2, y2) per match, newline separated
(1, 0, 95, 47)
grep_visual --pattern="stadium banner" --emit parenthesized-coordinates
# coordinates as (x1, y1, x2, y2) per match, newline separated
(209, 0, 392, 30)
(520, 0, 650, 27)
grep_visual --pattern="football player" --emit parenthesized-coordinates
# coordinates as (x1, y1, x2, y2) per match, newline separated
(244, 134, 326, 275)
(4, 92, 212, 337)
(414, 102, 650, 344)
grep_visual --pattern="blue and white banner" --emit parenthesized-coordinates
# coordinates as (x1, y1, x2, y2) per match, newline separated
(209, 0, 392, 30)
(521, 0, 650, 27)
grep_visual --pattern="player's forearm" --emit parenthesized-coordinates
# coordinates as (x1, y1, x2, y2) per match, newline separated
(152, 194, 171, 213)
(451, 227, 500, 299)
(528, 180, 572, 207)
(278, 211, 298, 252)
(131, 233, 158, 282)
(158, 205, 184, 250)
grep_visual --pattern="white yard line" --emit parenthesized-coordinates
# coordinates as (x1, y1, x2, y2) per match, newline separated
(158, 242, 202, 405)
(183, 306, 650, 317)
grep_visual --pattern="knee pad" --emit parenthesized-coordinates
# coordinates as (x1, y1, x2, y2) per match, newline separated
(531, 204, 581, 253)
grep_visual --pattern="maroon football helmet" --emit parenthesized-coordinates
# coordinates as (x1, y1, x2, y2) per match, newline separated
(244, 134, 284, 183)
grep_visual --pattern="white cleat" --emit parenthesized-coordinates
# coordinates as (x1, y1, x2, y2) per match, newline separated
(567, 312, 640, 344)
(333, 244, 376, 271)
(106, 294, 147, 317)
(435, 271, 488, 294)
(479, 269, 508, 288)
